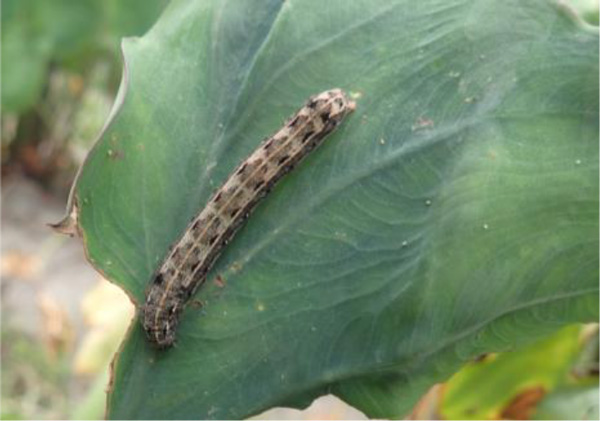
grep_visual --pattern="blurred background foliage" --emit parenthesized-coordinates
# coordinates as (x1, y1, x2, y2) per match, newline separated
(406, 325, 599, 420)
(440, 325, 599, 420)
(1, 0, 168, 192)
(2, 0, 168, 419)
(0, 0, 598, 420)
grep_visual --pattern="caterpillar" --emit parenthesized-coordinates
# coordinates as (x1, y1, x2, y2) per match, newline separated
(142, 89, 356, 348)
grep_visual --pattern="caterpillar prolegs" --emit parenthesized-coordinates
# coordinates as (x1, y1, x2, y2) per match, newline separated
(142, 89, 356, 348)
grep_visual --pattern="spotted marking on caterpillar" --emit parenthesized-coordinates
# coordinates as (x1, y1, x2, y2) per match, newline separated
(142, 89, 356, 348)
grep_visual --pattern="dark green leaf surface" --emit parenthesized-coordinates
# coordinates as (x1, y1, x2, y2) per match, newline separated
(65, 0, 598, 418)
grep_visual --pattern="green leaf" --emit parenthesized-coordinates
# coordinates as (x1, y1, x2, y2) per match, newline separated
(440, 325, 584, 420)
(534, 384, 599, 420)
(568, 0, 600, 26)
(103, 0, 170, 46)
(61, 0, 598, 418)
(1, 0, 52, 113)
(0, 0, 167, 113)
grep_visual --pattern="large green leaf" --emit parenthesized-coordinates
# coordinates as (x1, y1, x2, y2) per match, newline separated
(59, 0, 598, 418)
